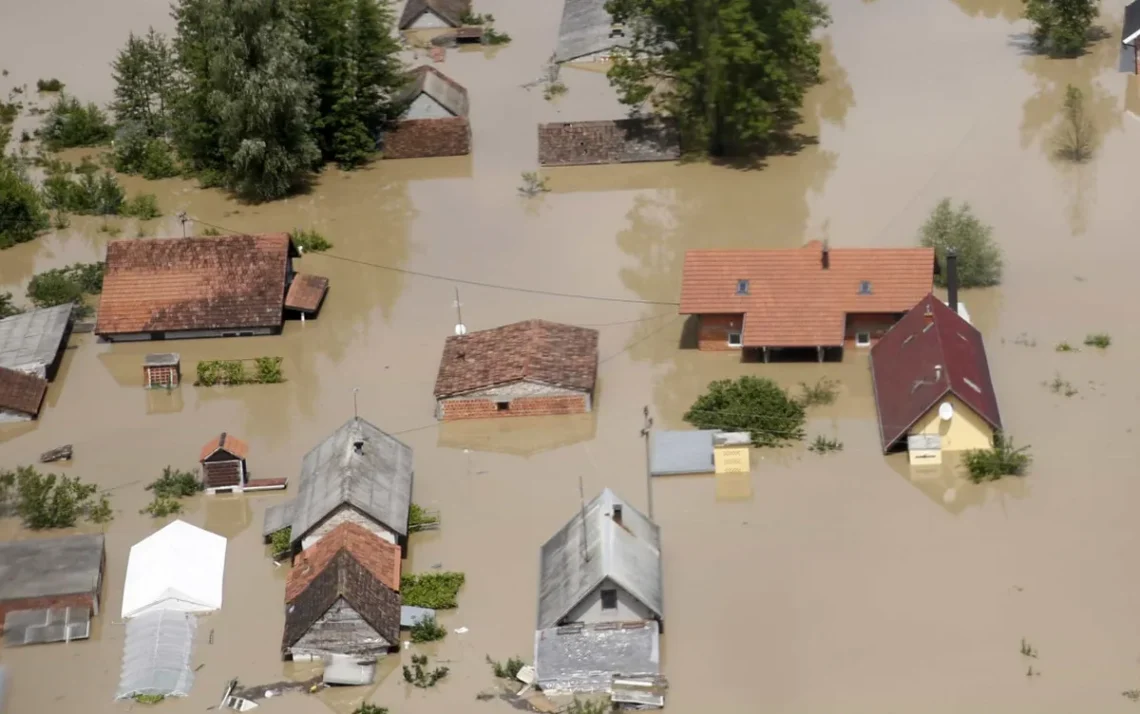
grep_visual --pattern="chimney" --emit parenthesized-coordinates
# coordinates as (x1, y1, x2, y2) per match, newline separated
(612, 504, 623, 527)
(924, 304, 934, 326)
(934, 364, 943, 382)
(821, 241, 830, 270)
(946, 247, 959, 316)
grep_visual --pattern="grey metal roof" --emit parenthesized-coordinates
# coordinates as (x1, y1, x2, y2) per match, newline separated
(262, 500, 295, 538)
(401, 605, 436, 627)
(537, 488, 662, 629)
(398, 0, 470, 29)
(534, 620, 660, 695)
(0, 534, 104, 601)
(396, 65, 469, 117)
(4, 607, 91, 646)
(144, 353, 180, 367)
(554, 0, 630, 63)
(289, 417, 414, 542)
(0, 304, 73, 373)
(649, 430, 716, 476)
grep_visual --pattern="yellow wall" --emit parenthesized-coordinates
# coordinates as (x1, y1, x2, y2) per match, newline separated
(714, 446, 750, 474)
(910, 394, 994, 452)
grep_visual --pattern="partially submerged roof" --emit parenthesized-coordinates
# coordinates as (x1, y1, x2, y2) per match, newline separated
(96, 234, 297, 336)
(263, 500, 296, 538)
(538, 118, 681, 167)
(398, 0, 470, 29)
(396, 65, 469, 117)
(285, 522, 401, 602)
(0, 534, 104, 601)
(115, 610, 197, 700)
(144, 353, 180, 367)
(538, 488, 662, 629)
(870, 294, 1002, 452)
(289, 417, 414, 540)
(0, 304, 73, 373)
(648, 430, 717, 476)
(0, 366, 47, 418)
(680, 241, 936, 347)
(1125, 0, 1140, 45)
(284, 274, 329, 314)
(435, 319, 599, 399)
(4, 607, 91, 646)
(199, 432, 249, 461)
(121, 520, 227, 618)
(534, 620, 660, 695)
(554, 0, 630, 63)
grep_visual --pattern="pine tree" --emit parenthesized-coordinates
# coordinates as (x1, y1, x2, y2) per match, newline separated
(111, 28, 180, 137)
(605, 0, 830, 156)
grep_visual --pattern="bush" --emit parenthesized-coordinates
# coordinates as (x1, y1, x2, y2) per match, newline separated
(808, 435, 843, 454)
(410, 615, 447, 643)
(1025, 0, 1099, 57)
(254, 356, 284, 383)
(112, 128, 180, 179)
(0, 101, 18, 125)
(36, 78, 65, 92)
(26, 262, 104, 315)
(402, 572, 466, 609)
(919, 199, 1003, 288)
(42, 165, 125, 216)
(131, 694, 165, 704)
(140, 497, 183, 517)
(0, 466, 109, 529)
(798, 377, 839, 407)
(1084, 332, 1110, 349)
(543, 81, 568, 101)
(0, 161, 49, 249)
(146, 466, 203, 498)
(964, 435, 1032, 483)
(567, 699, 611, 714)
(41, 94, 114, 150)
(409, 503, 439, 531)
(684, 376, 806, 447)
(270, 527, 292, 560)
(352, 706, 389, 714)
(1055, 341, 1074, 352)
(196, 358, 285, 386)
(518, 171, 550, 196)
(0, 292, 22, 318)
(488, 656, 525, 680)
(121, 193, 162, 220)
(289, 228, 332, 253)
(403, 654, 449, 689)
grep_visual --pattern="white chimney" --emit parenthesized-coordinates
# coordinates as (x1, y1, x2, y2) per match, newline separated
(934, 364, 943, 382)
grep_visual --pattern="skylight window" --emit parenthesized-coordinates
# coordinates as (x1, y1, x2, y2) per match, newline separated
(858, 280, 872, 295)
(736, 279, 750, 296)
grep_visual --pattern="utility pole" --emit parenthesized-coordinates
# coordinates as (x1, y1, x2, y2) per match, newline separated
(641, 405, 654, 519)
(176, 211, 188, 238)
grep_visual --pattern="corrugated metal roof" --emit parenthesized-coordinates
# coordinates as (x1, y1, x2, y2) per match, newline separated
(648, 430, 716, 476)
(3, 607, 91, 646)
(396, 65, 470, 118)
(537, 488, 662, 629)
(534, 620, 660, 695)
(144, 353, 180, 366)
(0, 304, 72, 374)
(401, 605, 436, 627)
(289, 417, 414, 541)
(263, 500, 295, 537)
(554, 0, 629, 63)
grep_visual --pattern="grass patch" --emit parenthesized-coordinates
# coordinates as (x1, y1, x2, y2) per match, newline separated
(1054, 341, 1074, 352)
(808, 435, 843, 454)
(402, 572, 465, 609)
(289, 227, 332, 252)
(36, 78, 64, 92)
(964, 435, 1031, 483)
(195, 358, 284, 386)
(404, 653, 449, 689)
(798, 377, 839, 407)
(1044, 373, 1077, 397)
(488, 655, 524, 680)
(131, 693, 165, 704)
(543, 81, 567, 101)
(410, 614, 447, 643)
(1083, 332, 1110, 349)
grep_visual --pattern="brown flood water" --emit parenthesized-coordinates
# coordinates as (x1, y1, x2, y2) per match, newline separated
(4, 0, 1140, 712)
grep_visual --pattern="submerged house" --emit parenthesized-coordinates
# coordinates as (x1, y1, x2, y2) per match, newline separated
(263, 417, 414, 557)
(679, 241, 937, 362)
(0, 534, 105, 627)
(1123, 0, 1140, 73)
(383, 66, 471, 160)
(95, 234, 328, 342)
(398, 0, 469, 30)
(538, 118, 680, 167)
(434, 319, 598, 421)
(0, 304, 75, 379)
(870, 294, 1002, 465)
(282, 522, 402, 661)
(0, 366, 48, 423)
(554, 0, 631, 64)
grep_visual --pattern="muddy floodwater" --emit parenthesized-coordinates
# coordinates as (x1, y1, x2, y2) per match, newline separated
(4, 0, 1140, 712)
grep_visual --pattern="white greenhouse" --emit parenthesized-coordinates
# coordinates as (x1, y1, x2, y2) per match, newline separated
(121, 520, 227, 619)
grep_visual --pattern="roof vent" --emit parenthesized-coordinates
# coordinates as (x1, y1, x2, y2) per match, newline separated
(353, 440, 365, 455)
(858, 280, 872, 295)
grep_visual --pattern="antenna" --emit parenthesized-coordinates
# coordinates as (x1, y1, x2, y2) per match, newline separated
(352, 387, 359, 420)
(453, 287, 467, 336)
(578, 473, 589, 563)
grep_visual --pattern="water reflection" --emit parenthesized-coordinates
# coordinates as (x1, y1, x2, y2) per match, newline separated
(885, 452, 1030, 515)
(950, 0, 1023, 22)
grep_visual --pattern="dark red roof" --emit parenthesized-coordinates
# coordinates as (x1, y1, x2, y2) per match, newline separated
(869, 294, 1002, 452)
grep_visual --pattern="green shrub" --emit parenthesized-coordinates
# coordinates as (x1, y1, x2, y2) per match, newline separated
(26, 262, 104, 316)
(0, 101, 18, 125)
(410, 615, 447, 643)
(808, 435, 843, 454)
(567, 699, 611, 714)
(919, 199, 1003, 288)
(269, 527, 292, 560)
(409, 503, 439, 531)
(402, 572, 465, 609)
(1055, 341, 1074, 352)
(0, 292, 22, 318)
(196, 358, 285, 386)
(0, 160, 49, 249)
(964, 435, 1032, 483)
(488, 655, 525, 680)
(131, 694, 165, 704)
(289, 228, 332, 253)
(403, 653, 449, 688)
(112, 128, 180, 179)
(146, 466, 203, 498)
(42, 165, 125, 215)
(0, 466, 109, 529)
(798, 377, 839, 407)
(36, 78, 64, 92)
(140, 496, 183, 517)
(684, 376, 806, 447)
(352, 706, 389, 714)
(1084, 332, 1110, 349)
(543, 81, 568, 101)
(41, 94, 114, 150)
(1025, 0, 1098, 57)
(254, 356, 284, 383)
(201, 227, 222, 236)
(121, 193, 161, 220)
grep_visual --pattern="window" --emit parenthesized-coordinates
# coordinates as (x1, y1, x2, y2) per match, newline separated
(855, 332, 871, 347)
(601, 589, 618, 610)
(736, 279, 750, 296)
(496, 401, 510, 411)
(858, 280, 872, 295)
(727, 332, 742, 348)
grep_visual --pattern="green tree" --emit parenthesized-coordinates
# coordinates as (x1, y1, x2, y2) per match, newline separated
(112, 125, 180, 178)
(918, 199, 1003, 288)
(3, 466, 102, 529)
(297, 0, 405, 167)
(0, 292, 22, 318)
(605, 0, 830, 156)
(41, 94, 115, 149)
(1024, 0, 1099, 57)
(683, 376, 806, 447)
(0, 160, 49, 249)
(111, 28, 180, 136)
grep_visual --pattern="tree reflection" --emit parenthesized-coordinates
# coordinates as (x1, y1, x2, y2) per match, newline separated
(949, 0, 1022, 22)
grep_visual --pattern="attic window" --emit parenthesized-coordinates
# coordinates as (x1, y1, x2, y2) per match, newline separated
(736, 279, 750, 296)
(963, 377, 982, 393)
(601, 589, 618, 610)
(858, 280, 872, 295)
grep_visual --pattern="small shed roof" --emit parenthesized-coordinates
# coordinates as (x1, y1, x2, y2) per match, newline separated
(398, 0, 470, 29)
(397, 65, 470, 117)
(145, 353, 180, 367)
(870, 294, 1002, 452)
(400, 605, 436, 627)
(284, 274, 329, 314)
(289, 417, 414, 541)
(263, 500, 296, 538)
(648, 430, 716, 476)
(0, 366, 47, 418)
(121, 520, 227, 618)
(199, 432, 249, 461)
(435, 319, 599, 399)
(286, 522, 401, 602)
(538, 118, 681, 167)
(534, 620, 660, 695)
(0, 534, 104, 602)
(4, 607, 91, 646)
(554, 0, 629, 63)
(0, 304, 73, 374)
(538, 488, 662, 629)
(1125, 0, 1140, 45)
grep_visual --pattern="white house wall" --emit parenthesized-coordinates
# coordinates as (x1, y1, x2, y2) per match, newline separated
(563, 578, 653, 625)
(405, 93, 454, 120)
(302, 505, 398, 551)
(409, 9, 449, 28)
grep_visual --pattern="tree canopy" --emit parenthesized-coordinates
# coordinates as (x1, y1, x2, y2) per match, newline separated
(918, 199, 1003, 288)
(605, 0, 830, 156)
(0, 160, 49, 249)
(684, 376, 806, 447)
(112, 28, 180, 137)
(1024, 0, 1099, 57)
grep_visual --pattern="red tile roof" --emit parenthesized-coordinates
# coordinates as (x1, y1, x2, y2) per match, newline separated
(0, 366, 47, 417)
(434, 320, 599, 399)
(285, 522, 401, 603)
(869, 295, 1002, 452)
(284, 274, 329, 314)
(679, 241, 937, 347)
(95, 234, 296, 336)
(199, 432, 250, 461)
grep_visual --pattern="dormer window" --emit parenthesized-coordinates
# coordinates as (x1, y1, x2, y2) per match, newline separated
(736, 279, 750, 296)
(858, 280, 872, 295)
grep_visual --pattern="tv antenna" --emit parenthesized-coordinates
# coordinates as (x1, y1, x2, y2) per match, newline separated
(453, 287, 467, 336)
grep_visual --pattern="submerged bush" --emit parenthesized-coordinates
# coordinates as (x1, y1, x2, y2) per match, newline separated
(36, 78, 65, 92)
(112, 128, 180, 179)
(120, 193, 162, 220)
(488, 655, 525, 680)
(402, 572, 466, 609)
(269, 526, 292, 560)
(41, 93, 114, 150)
(289, 227, 332, 252)
(684, 376, 806, 447)
(0, 466, 111, 529)
(0, 160, 49, 249)
(42, 165, 125, 216)
(26, 262, 104, 314)
(964, 435, 1032, 483)
(410, 615, 447, 643)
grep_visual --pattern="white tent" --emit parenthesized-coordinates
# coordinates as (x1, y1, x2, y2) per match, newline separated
(121, 520, 227, 619)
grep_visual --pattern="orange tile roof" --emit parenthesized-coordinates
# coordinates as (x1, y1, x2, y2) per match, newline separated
(284, 274, 329, 314)
(95, 234, 294, 336)
(199, 432, 249, 461)
(679, 241, 936, 347)
(285, 522, 401, 603)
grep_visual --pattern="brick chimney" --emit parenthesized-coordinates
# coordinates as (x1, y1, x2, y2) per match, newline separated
(821, 241, 830, 270)
(924, 303, 934, 326)
(946, 247, 959, 316)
